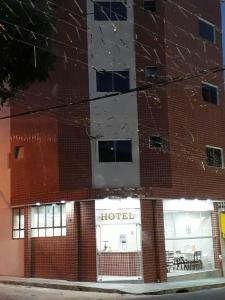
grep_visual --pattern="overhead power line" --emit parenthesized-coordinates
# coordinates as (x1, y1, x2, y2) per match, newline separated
(0, 64, 224, 121)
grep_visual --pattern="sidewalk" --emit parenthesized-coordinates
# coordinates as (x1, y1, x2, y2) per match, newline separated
(0, 276, 225, 295)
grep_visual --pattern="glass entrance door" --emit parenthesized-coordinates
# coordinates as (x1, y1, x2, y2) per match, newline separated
(96, 223, 142, 282)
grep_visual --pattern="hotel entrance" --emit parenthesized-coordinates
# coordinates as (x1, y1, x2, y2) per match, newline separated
(95, 198, 142, 282)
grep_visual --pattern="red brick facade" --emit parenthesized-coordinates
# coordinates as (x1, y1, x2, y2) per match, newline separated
(7, 0, 224, 283)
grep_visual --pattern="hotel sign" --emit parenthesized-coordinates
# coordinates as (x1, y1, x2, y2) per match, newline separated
(96, 208, 141, 225)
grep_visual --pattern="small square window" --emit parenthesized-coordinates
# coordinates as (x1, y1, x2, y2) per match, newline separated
(199, 18, 215, 43)
(145, 66, 158, 80)
(12, 208, 24, 239)
(206, 146, 223, 168)
(143, 0, 156, 12)
(94, 2, 127, 21)
(202, 83, 218, 105)
(14, 146, 24, 159)
(149, 136, 163, 149)
(98, 140, 132, 162)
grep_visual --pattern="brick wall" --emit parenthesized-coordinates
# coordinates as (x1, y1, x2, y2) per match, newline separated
(134, 0, 172, 189)
(77, 201, 97, 282)
(25, 202, 78, 280)
(11, 0, 91, 205)
(141, 199, 167, 282)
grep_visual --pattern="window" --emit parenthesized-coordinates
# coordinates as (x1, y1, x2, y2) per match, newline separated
(145, 66, 158, 79)
(202, 83, 218, 105)
(143, 0, 156, 12)
(14, 146, 24, 159)
(96, 70, 129, 92)
(199, 18, 215, 43)
(206, 146, 223, 168)
(98, 140, 132, 162)
(12, 208, 24, 239)
(31, 204, 66, 237)
(94, 2, 127, 21)
(149, 136, 163, 149)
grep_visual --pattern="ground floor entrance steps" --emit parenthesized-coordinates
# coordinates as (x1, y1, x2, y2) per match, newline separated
(0, 276, 225, 295)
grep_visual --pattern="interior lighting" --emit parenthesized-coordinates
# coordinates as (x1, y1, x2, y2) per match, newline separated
(61, 200, 66, 204)
(36, 202, 40, 206)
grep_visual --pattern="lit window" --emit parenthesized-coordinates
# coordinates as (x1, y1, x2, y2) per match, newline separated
(149, 136, 163, 149)
(206, 146, 223, 168)
(145, 66, 158, 79)
(12, 208, 24, 239)
(202, 83, 218, 105)
(143, 0, 156, 12)
(98, 140, 132, 162)
(31, 204, 66, 237)
(94, 2, 127, 21)
(199, 18, 215, 43)
(14, 146, 24, 159)
(96, 70, 129, 93)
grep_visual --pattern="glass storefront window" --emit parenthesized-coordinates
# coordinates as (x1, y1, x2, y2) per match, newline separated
(12, 208, 24, 239)
(30, 204, 66, 237)
(95, 198, 143, 281)
(164, 201, 215, 273)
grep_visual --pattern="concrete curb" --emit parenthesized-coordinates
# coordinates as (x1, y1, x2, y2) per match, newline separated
(0, 280, 128, 295)
(0, 278, 225, 296)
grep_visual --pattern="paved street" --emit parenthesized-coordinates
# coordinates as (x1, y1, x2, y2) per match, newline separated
(129, 287, 225, 300)
(0, 284, 225, 300)
(0, 284, 127, 300)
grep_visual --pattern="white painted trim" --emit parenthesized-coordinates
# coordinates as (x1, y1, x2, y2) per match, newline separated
(201, 81, 219, 105)
(205, 145, 224, 168)
(198, 17, 216, 43)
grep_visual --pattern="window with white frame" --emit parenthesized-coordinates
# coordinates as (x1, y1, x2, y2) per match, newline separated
(206, 146, 223, 168)
(94, 2, 127, 21)
(31, 204, 66, 237)
(12, 208, 24, 239)
(202, 83, 218, 105)
(199, 18, 215, 43)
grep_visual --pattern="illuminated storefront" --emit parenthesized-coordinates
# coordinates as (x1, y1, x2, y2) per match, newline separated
(95, 198, 142, 282)
(164, 200, 215, 276)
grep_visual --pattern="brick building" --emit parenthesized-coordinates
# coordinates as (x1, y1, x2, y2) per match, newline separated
(0, 0, 224, 283)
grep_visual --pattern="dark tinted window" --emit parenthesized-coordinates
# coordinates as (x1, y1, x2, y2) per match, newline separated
(96, 71, 129, 92)
(98, 141, 115, 162)
(150, 136, 163, 148)
(145, 66, 158, 79)
(206, 147, 223, 168)
(143, 0, 156, 12)
(202, 83, 218, 104)
(199, 19, 215, 43)
(96, 71, 113, 92)
(111, 2, 127, 20)
(99, 140, 132, 162)
(94, 2, 127, 21)
(116, 140, 132, 162)
(113, 71, 129, 92)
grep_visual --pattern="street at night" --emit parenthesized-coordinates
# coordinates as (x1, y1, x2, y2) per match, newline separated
(0, 284, 225, 300)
